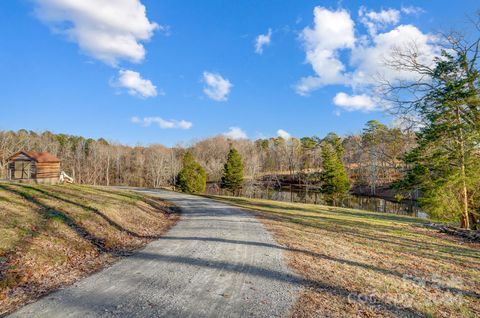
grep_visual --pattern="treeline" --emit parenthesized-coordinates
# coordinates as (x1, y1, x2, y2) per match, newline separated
(0, 130, 180, 187)
(0, 120, 415, 193)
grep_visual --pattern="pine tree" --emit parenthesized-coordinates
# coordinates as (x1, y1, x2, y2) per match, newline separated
(322, 132, 344, 157)
(398, 49, 480, 229)
(176, 151, 207, 193)
(221, 147, 244, 195)
(320, 142, 350, 203)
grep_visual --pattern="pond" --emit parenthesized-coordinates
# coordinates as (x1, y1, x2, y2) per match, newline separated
(206, 183, 428, 219)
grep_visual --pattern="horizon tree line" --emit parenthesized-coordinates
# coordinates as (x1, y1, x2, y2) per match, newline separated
(0, 120, 412, 192)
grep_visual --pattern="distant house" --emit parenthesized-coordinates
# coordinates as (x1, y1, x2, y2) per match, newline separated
(6, 151, 61, 184)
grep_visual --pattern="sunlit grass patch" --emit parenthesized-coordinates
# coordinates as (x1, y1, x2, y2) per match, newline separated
(0, 183, 179, 316)
(206, 195, 480, 318)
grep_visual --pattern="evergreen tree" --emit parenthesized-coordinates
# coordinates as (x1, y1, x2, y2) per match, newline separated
(322, 132, 344, 158)
(176, 151, 207, 193)
(398, 49, 480, 229)
(221, 147, 244, 194)
(320, 142, 350, 203)
(300, 137, 319, 150)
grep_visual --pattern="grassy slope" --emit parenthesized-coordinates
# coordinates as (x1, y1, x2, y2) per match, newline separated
(205, 195, 480, 318)
(0, 183, 179, 315)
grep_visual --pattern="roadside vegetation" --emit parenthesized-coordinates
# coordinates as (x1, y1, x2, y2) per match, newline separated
(0, 183, 179, 316)
(176, 151, 207, 193)
(386, 35, 480, 230)
(318, 135, 350, 204)
(206, 195, 480, 318)
(220, 147, 244, 195)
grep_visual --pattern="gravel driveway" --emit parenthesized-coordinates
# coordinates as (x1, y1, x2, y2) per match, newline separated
(10, 190, 300, 318)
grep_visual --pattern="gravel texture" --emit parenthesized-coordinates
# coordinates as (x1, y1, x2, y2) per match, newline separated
(9, 190, 300, 318)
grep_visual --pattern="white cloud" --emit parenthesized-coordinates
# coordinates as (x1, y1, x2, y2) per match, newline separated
(302, 7, 356, 52)
(34, 0, 159, 66)
(296, 6, 440, 111)
(277, 129, 291, 139)
(131, 116, 192, 129)
(295, 7, 355, 95)
(202, 72, 232, 101)
(401, 6, 425, 16)
(333, 92, 377, 112)
(223, 127, 247, 139)
(294, 76, 324, 97)
(255, 28, 272, 54)
(359, 7, 400, 36)
(350, 24, 439, 86)
(114, 70, 157, 98)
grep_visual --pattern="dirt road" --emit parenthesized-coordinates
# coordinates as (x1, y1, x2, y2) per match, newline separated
(10, 190, 300, 317)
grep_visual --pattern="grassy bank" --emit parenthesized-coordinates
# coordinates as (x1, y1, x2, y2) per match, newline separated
(205, 195, 480, 318)
(0, 183, 179, 315)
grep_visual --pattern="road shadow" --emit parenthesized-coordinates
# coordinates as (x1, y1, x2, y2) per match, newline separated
(0, 184, 112, 254)
(17, 185, 177, 240)
(155, 235, 480, 300)
(130, 251, 426, 318)
(236, 203, 480, 264)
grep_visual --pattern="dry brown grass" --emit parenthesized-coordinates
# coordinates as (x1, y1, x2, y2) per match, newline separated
(0, 183, 179, 316)
(205, 195, 480, 318)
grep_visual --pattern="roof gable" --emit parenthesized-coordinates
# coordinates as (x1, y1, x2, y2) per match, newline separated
(8, 151, 60, 163)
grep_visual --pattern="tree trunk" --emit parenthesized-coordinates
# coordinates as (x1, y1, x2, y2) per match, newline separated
(455, 105, 470, 229)
(106, 155, 110, 186)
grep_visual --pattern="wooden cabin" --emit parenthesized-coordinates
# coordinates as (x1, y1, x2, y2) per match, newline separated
(6, 151, 61, 184)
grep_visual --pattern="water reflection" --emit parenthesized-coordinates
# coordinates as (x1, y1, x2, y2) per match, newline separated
(206, 184, 427, 219)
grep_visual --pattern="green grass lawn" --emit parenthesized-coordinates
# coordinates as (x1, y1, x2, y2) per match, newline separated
(204, 195, 480, 318)
(0, 183, 179, 315)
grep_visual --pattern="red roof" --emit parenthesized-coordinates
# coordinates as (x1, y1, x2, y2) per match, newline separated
(8, 151, 60, 163)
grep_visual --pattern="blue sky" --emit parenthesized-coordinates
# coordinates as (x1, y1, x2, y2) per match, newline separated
(1, 1, 478, 146)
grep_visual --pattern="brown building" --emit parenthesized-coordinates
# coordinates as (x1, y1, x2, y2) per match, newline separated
(6, 151, 61, 184)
